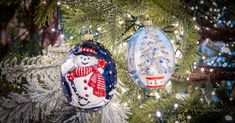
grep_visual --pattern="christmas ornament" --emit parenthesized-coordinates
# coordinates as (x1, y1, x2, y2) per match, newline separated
(126, 26, 175, 94)
(61, 40, 117, 111)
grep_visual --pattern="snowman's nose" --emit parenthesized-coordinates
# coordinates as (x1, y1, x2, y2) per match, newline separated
(84, 58, 86, 60)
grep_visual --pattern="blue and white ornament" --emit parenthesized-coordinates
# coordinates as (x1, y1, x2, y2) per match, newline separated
(61, 40, 117, 111)
(126, 26, 175, 90)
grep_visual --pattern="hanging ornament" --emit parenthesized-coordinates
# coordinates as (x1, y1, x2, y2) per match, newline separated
(126, 26, 175, 96)
(61, 38, 117, 111)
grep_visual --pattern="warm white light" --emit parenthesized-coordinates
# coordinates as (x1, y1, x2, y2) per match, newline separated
(70, 36, 74, 40)
(213, 24, 217, 28)
(186, 77, 189, 81)
(200, 68, 205, 72)
(193, 66, 197, 69)
(174, 103, 179, 108)
(174, 23, 179, 27)
(195, 25, 200, 30)
(166, 80, 172, 86)
(209, 69, 213, 72)
(119, 20, 124, 25)
(180, 31, 184, 35)
(60, 34, 64, 38)
(200, 98, 203, 101)
(135, 21, 140, 25)
(193, 17, 196, 21)
(211, 91, 215, 95)
(174, 30, 178, 34)
(123, 42, 127, 46)
(200, 0, 204, 4)
(202, 56, 206, 60)
(187, 115, 192, 120)
(175, 50, 182, 58)
(57, 1, 61, 5)
(137, 95, 141, 99)
(156, 93, 161, 99)
(51, 28, 55, 32)
(211, 60, 215, 64)
(97, 27, 102, 31)
(156, 111, 161, 117)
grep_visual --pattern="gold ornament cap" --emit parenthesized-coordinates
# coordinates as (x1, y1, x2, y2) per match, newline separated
(143, 19, 152, 26)
(83, 33, 94, 41)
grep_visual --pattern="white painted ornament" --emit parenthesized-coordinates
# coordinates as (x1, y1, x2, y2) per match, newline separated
(61, 40, 117, 111)
(126, 26, 175, 91)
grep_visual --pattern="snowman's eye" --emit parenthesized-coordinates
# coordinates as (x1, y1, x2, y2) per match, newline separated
(88, 57, 90, 60)
(80, 56, 83, 59)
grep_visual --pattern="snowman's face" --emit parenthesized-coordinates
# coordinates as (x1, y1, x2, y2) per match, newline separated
(76, 54, 98, 67)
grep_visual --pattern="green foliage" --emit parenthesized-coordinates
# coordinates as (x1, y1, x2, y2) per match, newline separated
(34, 0, 57, 25)
(0, 28, 41, 61)
(175, 22, 199, 77)
(130, 91, 233, 123)
(0, 78, 25, 97)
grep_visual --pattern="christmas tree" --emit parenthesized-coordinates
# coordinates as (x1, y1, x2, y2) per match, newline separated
(0, 0, 234, 123)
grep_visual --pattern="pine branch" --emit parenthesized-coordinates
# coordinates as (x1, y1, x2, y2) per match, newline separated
(150, 0, 199, 77)
(34, 0, 57, 25)
(0, 90, 64, 123)
(55, 106, 82, 123)
(0, 45, 69, 123)
(55, 97, 130, 123)
(0, 45, 68, 83)
(0, 93, 38, 123)
(101, 99, 130, 123)
(130, 88, 233, 123)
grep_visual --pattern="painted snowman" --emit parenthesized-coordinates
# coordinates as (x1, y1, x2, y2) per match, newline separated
(61, 47, 107, 109)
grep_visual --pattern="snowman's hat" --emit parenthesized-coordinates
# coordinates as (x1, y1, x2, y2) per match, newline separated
(72, 40, 99, 57)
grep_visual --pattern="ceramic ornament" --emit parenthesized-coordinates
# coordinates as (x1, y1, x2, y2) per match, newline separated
(126, 26, 175, 93)
(61, 40, 117, 111)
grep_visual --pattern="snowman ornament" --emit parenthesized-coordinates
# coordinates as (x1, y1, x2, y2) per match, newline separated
(61, 41, 115, 110)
